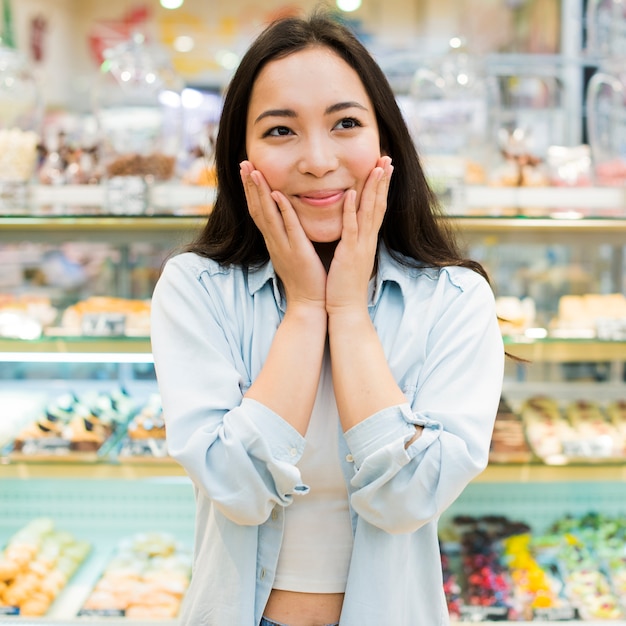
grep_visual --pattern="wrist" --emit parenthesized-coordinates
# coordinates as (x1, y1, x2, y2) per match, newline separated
(327, 306, 372, 331)
(284, 301, 328, 327)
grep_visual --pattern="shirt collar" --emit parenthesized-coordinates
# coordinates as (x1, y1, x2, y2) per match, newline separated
(247, 259, 285, 310)
(246, 243, 420, 307)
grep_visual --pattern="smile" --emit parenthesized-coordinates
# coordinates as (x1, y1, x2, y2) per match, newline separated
(297, 190, 345, 207)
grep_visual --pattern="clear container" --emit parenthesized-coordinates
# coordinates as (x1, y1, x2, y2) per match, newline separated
(586, 59, 626, 185)
(405, 45, 494, 212)
(92, 33, 184, 213)
(0, 44, 42, 204)
(486, 70, 566, 190)
(586, 0, 626, 59)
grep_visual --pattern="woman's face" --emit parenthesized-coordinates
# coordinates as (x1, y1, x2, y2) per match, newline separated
(245, 46, 381, 243)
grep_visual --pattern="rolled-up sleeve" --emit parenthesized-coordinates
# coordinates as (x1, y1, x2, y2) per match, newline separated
(344, 269, 504, 534)
(151, 256, 307, 526)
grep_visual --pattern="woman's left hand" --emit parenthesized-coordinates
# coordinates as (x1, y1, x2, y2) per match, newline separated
(326, 156, 393, 316)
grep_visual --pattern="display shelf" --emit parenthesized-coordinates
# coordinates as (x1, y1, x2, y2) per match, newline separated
(0, 214, 204, 230)
(0, 214, 204, 245)
(0, 337, 151, 357)
(503, 337, 626, 362)
(2, 334, 624, 364)
(3, 183, 626, 222)
(452, 215, 626, 233)
(26, 182, 215, 211)
(0, 460, 185, 480)
(0, 458, 623, 482)
(478, 463, 626, 483)
(462, 184, 626, 214)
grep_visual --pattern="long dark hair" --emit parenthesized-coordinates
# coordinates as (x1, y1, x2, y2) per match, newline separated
(187, 10, 488, 282)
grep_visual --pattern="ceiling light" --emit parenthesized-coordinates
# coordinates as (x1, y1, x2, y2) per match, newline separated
(160, 0, 184, 9)
(336, 0, 361, 12)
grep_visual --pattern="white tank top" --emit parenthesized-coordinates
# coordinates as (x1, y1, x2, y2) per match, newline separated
(272, 346, 354, 593)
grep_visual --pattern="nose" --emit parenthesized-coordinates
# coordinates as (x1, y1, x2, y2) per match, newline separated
(297, 133, 339, 177)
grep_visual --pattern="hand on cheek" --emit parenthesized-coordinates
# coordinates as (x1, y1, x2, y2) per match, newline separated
(326, 156, 393, 315)
(239, 160, 327, 310)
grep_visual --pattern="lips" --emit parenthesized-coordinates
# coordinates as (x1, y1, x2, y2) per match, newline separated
(296, 189, 345, 206)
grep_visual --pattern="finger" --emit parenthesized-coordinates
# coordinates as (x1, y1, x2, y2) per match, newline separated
(242, 166, 288, 244)
(362, 157, 393, 233)
(240, 161, 263, 223)
(355, 164, 384, 233)
(341, 189, 358, 244)
(374, 157, 393, 220)
(270, 190, 304, 243)
(250, 171, 283, 223)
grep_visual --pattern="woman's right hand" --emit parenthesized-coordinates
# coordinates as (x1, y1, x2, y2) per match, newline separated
(240, 160, 327, 311)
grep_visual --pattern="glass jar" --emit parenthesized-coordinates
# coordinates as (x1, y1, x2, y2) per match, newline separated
(586, 0, 626, 59)
(405, 46, 494, 213)
(586, 59, 626, 185)
(0, 45, 42, 205)
(92, 33, 183, 213)
(485, 67, 566, 193)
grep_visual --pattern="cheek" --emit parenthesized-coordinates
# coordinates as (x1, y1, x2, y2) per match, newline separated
(351, 147, 381, 188)
(248, 147, 289, 189)
(355, 134, 381, 169)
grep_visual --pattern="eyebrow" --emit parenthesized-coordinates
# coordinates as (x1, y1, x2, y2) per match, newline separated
(253, 101, 368, 124)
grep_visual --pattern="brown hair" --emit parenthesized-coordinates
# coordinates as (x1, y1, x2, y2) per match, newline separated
(187, 10, 488, 282)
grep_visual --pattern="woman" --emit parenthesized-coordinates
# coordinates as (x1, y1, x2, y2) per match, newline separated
(151, 11, 504, 626)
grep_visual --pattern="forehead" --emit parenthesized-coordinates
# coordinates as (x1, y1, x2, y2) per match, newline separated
(249, 46, 371, 108)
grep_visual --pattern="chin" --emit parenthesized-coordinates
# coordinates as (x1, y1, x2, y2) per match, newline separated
(303, 224, 343, 244)
(308, 234, 342, 244)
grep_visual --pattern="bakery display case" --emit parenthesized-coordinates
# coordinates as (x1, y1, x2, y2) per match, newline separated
(0, 193, 200, 623)
(0, 184, 624, 623)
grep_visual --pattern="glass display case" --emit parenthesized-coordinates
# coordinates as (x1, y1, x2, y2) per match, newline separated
(0, 184, 625, 623)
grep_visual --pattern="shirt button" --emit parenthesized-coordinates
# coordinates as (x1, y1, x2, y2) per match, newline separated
(289, 447, 297, 457)
(260, 568, 266, 580)
(345, 454, 354, 462)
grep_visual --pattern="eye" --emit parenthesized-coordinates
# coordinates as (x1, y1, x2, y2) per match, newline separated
(334, 117, 362, 130)
(265, 126, 293, 137)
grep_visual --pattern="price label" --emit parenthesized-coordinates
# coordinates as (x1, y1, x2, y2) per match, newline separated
(20, 437, 70, 454)
(81, 313, 126, 337)
(459, 605, 509, 621)
(0, 606, 19, 615)
(534, 606, 579, 621)
(78, 608, 125, 617)
(122, 438, 168, 458)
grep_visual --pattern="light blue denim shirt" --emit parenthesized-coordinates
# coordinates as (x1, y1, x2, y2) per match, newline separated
(151, 244, 504, 626)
